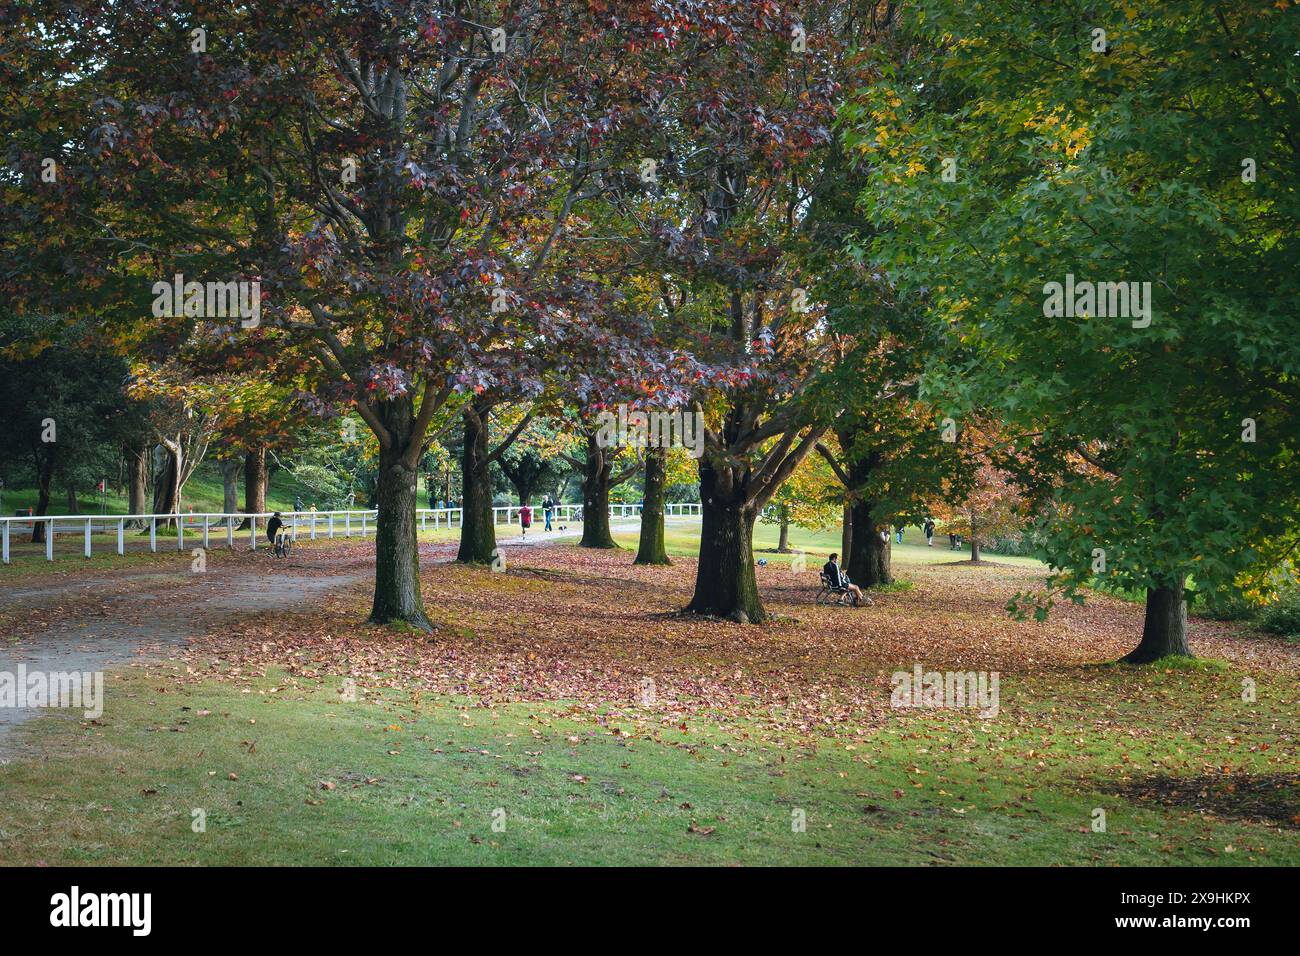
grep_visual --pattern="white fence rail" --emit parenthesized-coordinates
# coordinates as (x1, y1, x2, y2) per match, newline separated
(0, 502, 703, 563)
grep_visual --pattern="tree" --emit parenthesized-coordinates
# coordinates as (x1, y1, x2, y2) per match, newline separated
(629, 4, 864, 622)
(851, 0, 1300, 659)
(0, 347, 136, 539)
(29, 1, 738, 629)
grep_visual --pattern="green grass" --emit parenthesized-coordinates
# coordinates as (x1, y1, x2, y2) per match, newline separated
(617, 520, 1049, 572)
(0, 664, 1292, 865)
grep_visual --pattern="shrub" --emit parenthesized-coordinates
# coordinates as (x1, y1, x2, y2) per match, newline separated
(1190, 584, 1258, 622)
(1258, 591, 1300, 637)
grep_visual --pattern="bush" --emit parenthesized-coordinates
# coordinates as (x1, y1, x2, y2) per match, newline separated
(1259, 591, 1300, 637)
(1190, 584, 1258, 622)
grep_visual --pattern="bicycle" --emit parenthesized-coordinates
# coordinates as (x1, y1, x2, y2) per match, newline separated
(273, 530, 293, 559)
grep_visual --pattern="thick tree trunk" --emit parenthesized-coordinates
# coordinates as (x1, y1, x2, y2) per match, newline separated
(846, 498, 893, 588)
(219, 458, 241, 527)
(509, 478, 535, 507)
(240, 446, 267, 529)
(970, 516, 981, 563)
(634, 446, 670, 565)
(838, 440, 891, 587)
(369, 399, 431, 630)
(152, 445, 180, 522)
(66, 485, 79, 514)
(127, 441, 149, 524)
(580, 431, 616, 549)
(686, 462, 764, 623)
(456, 403, 497, 564)
(1123, 577, 1192, 662)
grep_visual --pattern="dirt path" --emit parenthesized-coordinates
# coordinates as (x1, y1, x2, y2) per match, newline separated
(0, 522, 638, 757)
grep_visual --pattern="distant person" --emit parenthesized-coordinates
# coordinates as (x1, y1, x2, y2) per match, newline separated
(895, 522, 904, 544)
(294, 495, 303, 512)
(924, 518, 935, 546)
(266, 511, 284, 544)
(948, 531, 958, 550)
(428, 488, 437, 509)
(542, 494, 554, 531)
(519, 504, 532, 536)
(823, 553, 866, 608)
(955, 533, 963, 550)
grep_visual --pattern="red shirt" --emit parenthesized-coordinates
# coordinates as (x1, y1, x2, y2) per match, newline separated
(520, 506, 532, 527)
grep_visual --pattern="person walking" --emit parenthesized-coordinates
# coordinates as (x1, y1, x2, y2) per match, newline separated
(519, 503, 533, 536)
(542, 494, 554, 532)
(294, 495, 303, 512)
(924, 518, 935, 547)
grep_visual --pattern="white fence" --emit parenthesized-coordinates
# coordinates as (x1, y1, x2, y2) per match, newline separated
(0, 502, 704, 563)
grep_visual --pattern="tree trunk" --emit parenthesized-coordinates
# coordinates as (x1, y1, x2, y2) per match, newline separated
(776, 505, 791, 553)
(969, 516, 981, 563)
(507, 475, 536, 507)
(456, 402, 497, 564)
(127, 440, 149, 524)
(580, 430, 616, 549)
(634, 446, 670, 565)
(841, 503, 852, 565)
(30, 459, 54, 544)
(219, 458, 242, 527)
(66, 484, 79, 514)
(846, 498, 893, 588)
(685, 461, 764, 623)
(1123, 577, 1192, 662)
(152, 445, 180, 521)
(241, 446, 267, 529)
(369, 397, 431, 630)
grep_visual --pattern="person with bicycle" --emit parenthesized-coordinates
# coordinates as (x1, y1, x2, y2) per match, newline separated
(266, 511, 290, 557)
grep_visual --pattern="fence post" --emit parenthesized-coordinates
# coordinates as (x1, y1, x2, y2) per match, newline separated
(118, 518, 125, 556)
(226, 518, 234, 549)
(329, 513, 334, 539)
(3, 521, 9, 564)
(150, 518, 157, 552)
(361, 512, 367, 536)
(251, 514, 257, 550)
(177, 515, 184, 551)
(203, 516, 210, 550)
(345, 511, 351, 537)
(311, 512, 317, 540)
(46, 519, 54, 561)
(84, 517, 92, 558)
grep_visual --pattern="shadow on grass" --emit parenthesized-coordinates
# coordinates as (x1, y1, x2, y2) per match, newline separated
(1095, 772, 1300, 828)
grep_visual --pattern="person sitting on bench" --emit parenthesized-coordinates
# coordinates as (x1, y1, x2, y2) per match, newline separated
(823, 553, 865, 607)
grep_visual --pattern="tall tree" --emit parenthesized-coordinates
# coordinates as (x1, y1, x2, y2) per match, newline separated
(850, 0, 1300, 659)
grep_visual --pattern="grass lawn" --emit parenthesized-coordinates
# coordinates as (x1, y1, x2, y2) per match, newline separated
(1, 522, 1295, 866)
(1, 662, 1293, 866)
